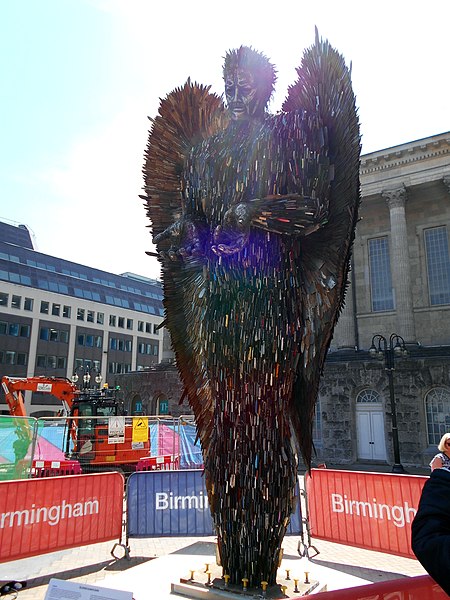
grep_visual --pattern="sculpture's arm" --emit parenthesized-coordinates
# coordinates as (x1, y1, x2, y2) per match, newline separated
(212, 191, 329, 256)
(152, 208, 209, 262)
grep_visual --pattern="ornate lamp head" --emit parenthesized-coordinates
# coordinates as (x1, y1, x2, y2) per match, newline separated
(223, 46, 276, 121)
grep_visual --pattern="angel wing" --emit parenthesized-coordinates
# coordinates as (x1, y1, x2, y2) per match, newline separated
(283, 31, 361, 467)
(142, 81, 227, 449)
(142, 79, 227, 241)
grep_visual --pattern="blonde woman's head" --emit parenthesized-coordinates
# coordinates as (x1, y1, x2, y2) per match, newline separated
(438, 433, 450, 452)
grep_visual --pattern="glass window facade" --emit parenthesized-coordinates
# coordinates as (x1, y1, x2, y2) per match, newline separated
(425, 226, 450, 305)
(426, 387, 450, 445)
(356, 389, 381, 403)
(368, 237, 394, 312)
(0, 226, 164, 317)
(0, 351, 28, 366)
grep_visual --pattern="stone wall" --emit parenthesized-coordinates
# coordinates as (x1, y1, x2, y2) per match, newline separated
(114, 365, 192, 418)
(315, 348, 450, 469)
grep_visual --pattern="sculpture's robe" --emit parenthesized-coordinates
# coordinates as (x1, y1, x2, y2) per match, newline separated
(184, 115, 328, 582)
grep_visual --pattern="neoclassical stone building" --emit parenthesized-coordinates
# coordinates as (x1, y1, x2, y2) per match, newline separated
(118, 131, 450, 470)
(318, 131, 450, 469)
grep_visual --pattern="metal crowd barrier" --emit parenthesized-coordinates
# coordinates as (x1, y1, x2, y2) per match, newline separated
(305, 468, 428, 558)
(0, 472, 124, 563)
(0, 415, 203, 480)
(125, 469, 303, 542)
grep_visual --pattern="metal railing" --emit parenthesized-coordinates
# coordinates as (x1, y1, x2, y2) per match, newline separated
(0, 415, 203, 480)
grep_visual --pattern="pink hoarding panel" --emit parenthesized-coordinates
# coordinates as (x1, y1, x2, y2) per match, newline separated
(306, 469, 428, 558)
(0, 472, 124, 562)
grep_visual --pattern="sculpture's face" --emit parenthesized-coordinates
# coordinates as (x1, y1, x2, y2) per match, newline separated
(225, 69, 262, 121)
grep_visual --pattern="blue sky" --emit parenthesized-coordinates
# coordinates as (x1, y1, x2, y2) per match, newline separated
(1, 0, 449, 280)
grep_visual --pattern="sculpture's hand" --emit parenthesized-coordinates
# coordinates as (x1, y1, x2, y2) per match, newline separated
(212, 202, 255, 256)
(153, 217, 204, 261)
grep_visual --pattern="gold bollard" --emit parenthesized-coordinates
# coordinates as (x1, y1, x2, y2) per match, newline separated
(281, 584, 288, 596)
(223, 574, 230, 587)
(304, 571, 310, 584)
(189, 570, 195, 581)
(242, 578, 249, 590)
(285, 569, 291, 580)
(293, 578, 300, 593)
(261, 580, 268, 596)
(206, 571, 212, 586)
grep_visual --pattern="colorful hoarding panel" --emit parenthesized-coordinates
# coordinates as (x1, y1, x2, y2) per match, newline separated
(0, 472, 124, 562)
(306, 469, 428, 558)
(127, 469, 302, 537)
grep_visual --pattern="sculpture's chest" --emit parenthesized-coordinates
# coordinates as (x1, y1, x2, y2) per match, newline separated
(186, 123, 281, 223)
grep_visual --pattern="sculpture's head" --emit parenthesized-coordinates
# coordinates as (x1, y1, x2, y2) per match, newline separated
(223, 46, 276, 121)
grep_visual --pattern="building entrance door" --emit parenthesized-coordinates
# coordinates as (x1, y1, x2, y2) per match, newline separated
(356, 399, 387, 461)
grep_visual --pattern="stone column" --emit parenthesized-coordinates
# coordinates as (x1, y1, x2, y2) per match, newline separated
(443, 174, 450, 193)
(382, 186, 416, 342)
(337, 294, 356, 348)
(337, 262, 357, 349)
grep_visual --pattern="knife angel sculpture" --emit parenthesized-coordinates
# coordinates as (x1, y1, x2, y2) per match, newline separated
(142, 31, 360, 587)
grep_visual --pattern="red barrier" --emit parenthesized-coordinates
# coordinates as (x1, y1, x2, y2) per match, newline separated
(306, 469, 428, 558)
(31, 459, 82, 477)
(293, 574, 446, 599)
(136, 454, 180, 471)
(0, 472, 123, 562)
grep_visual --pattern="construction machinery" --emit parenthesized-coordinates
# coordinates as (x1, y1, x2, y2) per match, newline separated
(1, 375, 151, 474)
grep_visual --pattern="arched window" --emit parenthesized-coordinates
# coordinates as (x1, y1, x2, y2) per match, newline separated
(157, 394, 169, 415)
(131, 394, 143, 416)
(425, 387, 450, 445)
(312, 397, 322, 446)
(356, 389, 381, 403)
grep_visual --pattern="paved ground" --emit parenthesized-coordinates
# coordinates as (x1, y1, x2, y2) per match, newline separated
(3, 534, 428, 599)
(1, 463, 430, 599)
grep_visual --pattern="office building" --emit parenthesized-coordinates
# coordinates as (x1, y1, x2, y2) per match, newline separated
(0, 220, 164, 416)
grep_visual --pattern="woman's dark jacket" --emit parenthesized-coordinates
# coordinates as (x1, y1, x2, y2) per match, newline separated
(412, 468, 450, 596)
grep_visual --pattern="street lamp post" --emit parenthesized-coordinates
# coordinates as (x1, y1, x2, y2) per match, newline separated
(369, 333, 408, 474)
(71, 365, 103, 390)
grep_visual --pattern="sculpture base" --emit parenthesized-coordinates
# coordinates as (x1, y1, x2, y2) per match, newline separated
(171, 562, 325, 598)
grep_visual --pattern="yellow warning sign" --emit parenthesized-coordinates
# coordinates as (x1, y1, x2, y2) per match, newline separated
(132, 417, 149, 443)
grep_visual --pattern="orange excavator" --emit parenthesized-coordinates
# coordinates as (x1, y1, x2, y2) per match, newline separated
(1, 375, 151, 474)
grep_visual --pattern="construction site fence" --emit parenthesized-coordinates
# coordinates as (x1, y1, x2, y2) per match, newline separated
(305, 468, 428, 559)
(0, 414, 202, 480)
